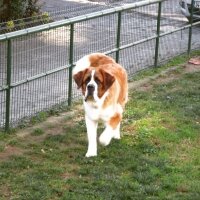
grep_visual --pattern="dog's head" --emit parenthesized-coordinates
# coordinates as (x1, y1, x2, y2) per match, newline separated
(73, 68, 115, 102)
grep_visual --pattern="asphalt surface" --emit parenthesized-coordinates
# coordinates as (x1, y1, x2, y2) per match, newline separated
(0, 0, 200, 127)
(39, 0, 141, 11)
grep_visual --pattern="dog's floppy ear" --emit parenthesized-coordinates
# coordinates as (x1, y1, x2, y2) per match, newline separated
(100, 69, 115, 91)
(73, 70, 87, 89)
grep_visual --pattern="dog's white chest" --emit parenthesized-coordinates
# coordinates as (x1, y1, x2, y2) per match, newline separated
(84, 102, 113, 122)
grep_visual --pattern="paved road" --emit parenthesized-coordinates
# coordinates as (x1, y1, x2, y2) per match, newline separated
(39, 0, 142, 11)
(38, 0, 144, 20)
(0, 0, 200, 128)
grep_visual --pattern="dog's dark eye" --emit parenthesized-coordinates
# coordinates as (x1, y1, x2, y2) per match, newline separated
(95, 77, 101, 85)
(85, 77, 91, 84)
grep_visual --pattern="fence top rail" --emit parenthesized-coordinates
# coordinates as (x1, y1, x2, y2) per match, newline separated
(0, 0, 164, 41)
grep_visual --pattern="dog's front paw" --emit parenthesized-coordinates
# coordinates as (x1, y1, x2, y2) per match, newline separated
(85, 151, 97, 157)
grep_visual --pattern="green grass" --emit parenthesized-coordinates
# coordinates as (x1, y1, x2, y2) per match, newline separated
(0, 62, 200, 199)
(31, 128, 45, 136)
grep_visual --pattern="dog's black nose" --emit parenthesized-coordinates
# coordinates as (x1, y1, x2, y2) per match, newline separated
(87, 84, 95, 91)
(87, 84, 95, 97)
(85, 84, 95, 102)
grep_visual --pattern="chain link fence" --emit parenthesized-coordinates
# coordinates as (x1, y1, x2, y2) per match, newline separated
(0, 0, 200, 131)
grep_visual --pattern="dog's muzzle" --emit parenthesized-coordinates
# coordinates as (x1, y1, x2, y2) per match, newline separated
(85, 84, 95, 102)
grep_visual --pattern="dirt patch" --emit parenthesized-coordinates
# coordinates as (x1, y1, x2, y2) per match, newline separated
(188, 56, 200, 65)
(0, 145, 24, 162)
(184, 57, 200, 73)
(154, 74, 180, 85)
(184, 63, 200, 73)
(0, 185, 12, 199)
(135, 83, 153, 92)
(17, 106, 83, 138)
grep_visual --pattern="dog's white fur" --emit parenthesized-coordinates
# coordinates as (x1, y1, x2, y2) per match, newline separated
(73, 53, 128, 157)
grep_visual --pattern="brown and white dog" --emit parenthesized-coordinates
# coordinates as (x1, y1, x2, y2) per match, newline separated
(73, 53, 128, 157)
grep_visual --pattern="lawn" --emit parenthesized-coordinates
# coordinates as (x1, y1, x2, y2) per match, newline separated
(0, 56, 200, 200)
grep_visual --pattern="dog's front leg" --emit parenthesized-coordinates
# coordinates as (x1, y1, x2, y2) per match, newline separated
(85, 115, 98, 157)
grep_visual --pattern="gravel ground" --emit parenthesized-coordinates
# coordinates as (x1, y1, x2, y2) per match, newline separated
(0, 0, 200, 128)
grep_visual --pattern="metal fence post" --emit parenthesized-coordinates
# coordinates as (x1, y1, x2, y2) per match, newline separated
(5, 39, 12, 131)
(116, 11, 122, 63)
(188, 0, 194, 56)
(68, 23, 74, 106)
(154, 1, 162, 67)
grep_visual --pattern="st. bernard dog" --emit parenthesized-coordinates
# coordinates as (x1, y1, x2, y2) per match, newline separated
(73, 53, 128, 157)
